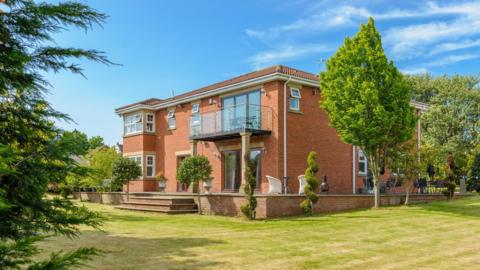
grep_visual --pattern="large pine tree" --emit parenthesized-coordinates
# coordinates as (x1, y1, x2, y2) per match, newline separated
(0, 0, 111, 268)
(320, 18, 416, 208)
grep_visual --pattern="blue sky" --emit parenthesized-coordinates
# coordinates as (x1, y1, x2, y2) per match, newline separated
(46, 0, 480, 145)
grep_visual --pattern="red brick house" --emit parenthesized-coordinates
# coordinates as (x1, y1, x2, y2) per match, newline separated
(115, 65, 427, 195)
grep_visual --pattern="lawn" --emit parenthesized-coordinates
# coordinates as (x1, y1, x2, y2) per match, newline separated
(37, 196, 480, 270)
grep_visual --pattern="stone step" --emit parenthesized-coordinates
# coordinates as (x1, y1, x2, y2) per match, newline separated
(121, 201, 198, 211)
(126, 196, 195, 204)
(115, 205, 198, 214)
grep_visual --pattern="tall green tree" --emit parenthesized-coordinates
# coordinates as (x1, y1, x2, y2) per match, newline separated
(88, 136, 105, 150)
(85, 146, 120, 189)
(406, 74, 480, 176)
(320, 18, 416, 208)
(0, 0, 110, 268)
(177, 156, 212, 215)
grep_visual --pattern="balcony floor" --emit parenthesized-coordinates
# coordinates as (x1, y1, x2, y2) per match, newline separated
(190, 128, 271, 141)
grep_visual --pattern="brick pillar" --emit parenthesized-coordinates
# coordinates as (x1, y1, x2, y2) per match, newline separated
(239, 132, 251, 193)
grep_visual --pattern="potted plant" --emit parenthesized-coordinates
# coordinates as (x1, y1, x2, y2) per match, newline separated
(156, 172, 167, 192)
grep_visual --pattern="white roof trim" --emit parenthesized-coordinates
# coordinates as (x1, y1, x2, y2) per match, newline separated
(115, 72, 319, 115)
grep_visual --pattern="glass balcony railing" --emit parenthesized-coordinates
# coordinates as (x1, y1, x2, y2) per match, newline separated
(190, 104, 272, 139)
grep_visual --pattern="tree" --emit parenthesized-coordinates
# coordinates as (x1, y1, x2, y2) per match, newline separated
(177, 156, 212, 215)
(111, 157, 141, 200)
(467, 153, 480, 192)
(406, 74, 480, 177)
(0, 0, 110, 268)
(388, 140, 421, 205)
(300, 152, 319, 215)
(240, 151, 257, 220)
(85, 147, 120, 190)
(88, 136, 105, 150)
(320, 18, 416, 208)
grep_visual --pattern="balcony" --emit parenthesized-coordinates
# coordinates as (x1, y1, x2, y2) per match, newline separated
(189, 104, 272, 141)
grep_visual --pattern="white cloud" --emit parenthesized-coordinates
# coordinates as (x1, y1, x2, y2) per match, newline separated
(426, 53, 480, 67)
(402, 67, 429, 75)
(246, 44, 332, 69)
(429, 39, 480, 56)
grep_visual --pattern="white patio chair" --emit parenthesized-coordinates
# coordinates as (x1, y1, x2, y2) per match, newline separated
(266, 175, 282, 194)
(298, 175, 307, 195)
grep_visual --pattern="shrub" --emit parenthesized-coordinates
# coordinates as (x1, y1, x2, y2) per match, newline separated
(59, 184, 73, 199)
(240, 151, 257, 220)
(300, 152, 319, 215)
(467, 153, 480, 192)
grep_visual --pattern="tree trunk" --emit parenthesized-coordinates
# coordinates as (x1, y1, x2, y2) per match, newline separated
(127, 180, 130, 202)
(372, 174, 380, 208)
(404, 186, 410, 205)
(197, 187, 202, 215)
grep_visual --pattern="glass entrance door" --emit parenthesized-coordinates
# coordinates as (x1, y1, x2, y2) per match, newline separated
(224, 151, 241, 191)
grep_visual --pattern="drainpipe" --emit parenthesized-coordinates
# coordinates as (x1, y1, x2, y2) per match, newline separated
(283, 76, 291, 194)
(352, 145, 356, 194)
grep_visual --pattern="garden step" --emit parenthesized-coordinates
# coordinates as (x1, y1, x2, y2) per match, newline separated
(115, 205, 198, 214)
(127, 197, 195, 204)
(121, 201, 198, 211)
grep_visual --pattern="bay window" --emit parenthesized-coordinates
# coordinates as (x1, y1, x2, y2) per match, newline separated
(146, 113, 155, 132)
(124, 113, 143, 135)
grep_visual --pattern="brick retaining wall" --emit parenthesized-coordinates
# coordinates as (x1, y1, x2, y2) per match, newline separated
(74, 192, 468, 218)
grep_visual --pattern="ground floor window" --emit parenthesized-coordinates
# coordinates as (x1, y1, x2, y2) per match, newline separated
(176, 155, 189, 192)
(358, 149, 367, 175)
(223, 149, 262, 192)
(146, 155, 155, 177)
(127, 155, 142, 179)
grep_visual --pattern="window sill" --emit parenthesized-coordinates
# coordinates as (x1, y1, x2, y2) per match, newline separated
(288, 109, 303, 114)
(167, 127, 176, 131)
(123, 131, 156, 138)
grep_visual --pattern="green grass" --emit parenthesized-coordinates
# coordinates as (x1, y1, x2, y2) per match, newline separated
(37, 196, 480, 270)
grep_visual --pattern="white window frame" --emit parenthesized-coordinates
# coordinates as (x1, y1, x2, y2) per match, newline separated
(358, 149, 368, 175)
(127, 155, 143, 179)
(289, 88, 301, 111)
(124, 113, 143, 135)
(145, 155, 155, 178)
(146, 113, 155, 133)
(192, 103, 200, 114)
(167, 110, 176, 129)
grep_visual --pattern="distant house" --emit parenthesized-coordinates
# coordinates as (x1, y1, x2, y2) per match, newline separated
(115, 65, 427, 194)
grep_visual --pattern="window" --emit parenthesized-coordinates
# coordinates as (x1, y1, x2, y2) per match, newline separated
(127, 155, 142, 178)
(146, 113, 155, 132)
(167, 110, 175, 129)
(289, 88, 301, 111)
(192, 103, 200, 114)
(358, 149, 367, 175)
(191, 103, 200, 124)
(124, 113, 142, 135)
(146, 155, 155, 177)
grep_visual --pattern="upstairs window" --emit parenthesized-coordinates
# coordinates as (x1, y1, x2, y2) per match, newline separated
(289, 88, 301, 111)
(146, 113, 155, 132)
(168, 110, 176, 129)
(146, 155, 155, 177)
(191, 103, 200, 125)
(358, 149, 367, 175)
(124, 113, 143, 135)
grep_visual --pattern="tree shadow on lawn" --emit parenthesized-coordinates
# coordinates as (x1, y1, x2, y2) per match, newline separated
(265, 208, 384, 223)
(413, 196, 480, 218)
(44, 232, 226, 270)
